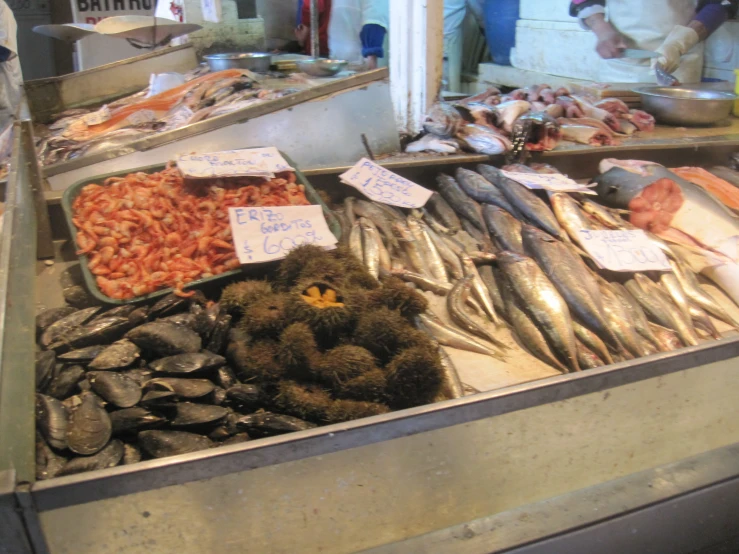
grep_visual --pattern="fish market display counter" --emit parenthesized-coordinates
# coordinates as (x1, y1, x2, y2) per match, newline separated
(3, 140, 739, 553)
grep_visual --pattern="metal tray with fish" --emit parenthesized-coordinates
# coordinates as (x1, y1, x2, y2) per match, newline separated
(60, 151, 341, 305)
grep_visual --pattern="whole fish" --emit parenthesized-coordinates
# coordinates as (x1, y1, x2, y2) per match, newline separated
(659, 273, 692, 323)
(626, 276, 699, 347)
(598, 280, 652, 358)
(572, 321, 614, 365)
(501, 281, 568, 373)
(460, 255, 501, 326)
(423, 102, 463, 137)
(353, 200, 399, 249)
(436, 174, 486, 231)
(455, 168, 519, 215)
(549, 192, 602, 249)
(482, 204, 522, 256)
(392, 222, 432, 277)
(498, 251, 580, 371)
(609, 282, 661, 349)
(390, 268, 450, 296)
(359, 218, 381, 278)
(670, 258, 739, 328)
(521, 225, 620, 351)
(648, 322, 683, 351)
(426, 225, 464, 279)
(360, 217, 391, 272)
(576, 341, 606, 370)
(426, 192, 462, 233)
(349, 220, 363, 262)
(457, 124, 512, 155)
(447, 277, 508, 351)
(477, 165, 563, 239)
(478, 264, 505, 318)
(416, 313, 504, 360)
(687, 301, 721, 339)
(580, 199, 626, 229)
(344, 197, 356, 225)
(435, 344, 465, 399)
(405, 134, 461, 154)
(460, 218, 489, 250)
(407, 217, 448, 283)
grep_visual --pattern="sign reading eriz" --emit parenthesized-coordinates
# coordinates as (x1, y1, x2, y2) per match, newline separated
(76, 0, 154, 10)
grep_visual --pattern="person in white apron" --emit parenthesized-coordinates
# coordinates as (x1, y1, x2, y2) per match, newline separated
(328, 0, 388, 69)
(570, 0, 738, 83)
(0, 0, 21, 126)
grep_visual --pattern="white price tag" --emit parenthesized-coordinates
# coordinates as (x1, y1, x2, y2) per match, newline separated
(228, 205, 337, 264)
(83, 105, 111, 126)
(339, 158, 433, 208)
(177, 147, 294, 179)
(578, 229, 671, 272)
(502, 170, 596, 195)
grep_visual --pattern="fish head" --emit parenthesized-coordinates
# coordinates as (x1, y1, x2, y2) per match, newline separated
(497, 250, 529, 266)
(521, 224, 554, 244)
(423, 103, 461, 138)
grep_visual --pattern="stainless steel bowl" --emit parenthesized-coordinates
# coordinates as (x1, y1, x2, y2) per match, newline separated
(633, 86, 737, 126)
(204, 53, 272, 73)
(296, 59, 348, 77)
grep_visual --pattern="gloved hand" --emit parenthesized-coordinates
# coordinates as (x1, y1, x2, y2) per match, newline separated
(652, 25, 700, 74)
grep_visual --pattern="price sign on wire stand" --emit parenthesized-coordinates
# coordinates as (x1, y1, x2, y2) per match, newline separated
(177, 148, 295, 179)
(578, 229, 671, 272)
(339, 158, 433, 208)
(501, 170, 597, 195)
(228, 206, 337, 264)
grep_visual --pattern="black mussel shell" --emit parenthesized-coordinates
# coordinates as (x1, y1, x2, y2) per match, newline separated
(221, 433, 251, 446)
(170, 403, 228, 427)
(66, 392, 112, 455)
(140, 389, 177, 405)
(208, 426, 232, 441)
(46, 365, 85, 400)
(145, 377, 215, 399)
(122, 443, 142, 465)
(36, 394, 69, 450)
(206, 314, 232, 355)
(236, 412, 316, 437)
(58, 345, 106, 363)
(138, 430, 212, 458)
(50, 317, 132, 353)
(91, 305, 136, 323)
(36, 351, 57, 390)
(192, 303, 220, 339)
(87, 371, 142, 408)
(128, 307, 150, 326)
(36, 306, 76, 335)
(36, 432, 67, 480)
(126, 322, 202, 357)
(150, 294, 190, 318)
(226, 384, 261, 411)
(215, 365, 237, 390)
(40, 306, 101, 348)
(121, 368, 154, 387)
(88, 339, 141, 371)
(158, 312, 196, 328)
(110, 407, 167, 434)
(57, 439, 124, 476)
(149, 351, 225, 374)
(63, 285, 98, 308)
(210, 387, 227, 405)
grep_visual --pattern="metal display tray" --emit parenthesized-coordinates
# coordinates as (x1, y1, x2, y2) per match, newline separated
(60, 154, 340, 305)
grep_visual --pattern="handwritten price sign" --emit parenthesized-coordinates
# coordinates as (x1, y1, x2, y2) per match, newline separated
(228, 205, 337, 264)
(339, 158, 433, 208)
(177, 147, 294, 179)
(578, 229, 671, 272)
(501, 170, 596, 195)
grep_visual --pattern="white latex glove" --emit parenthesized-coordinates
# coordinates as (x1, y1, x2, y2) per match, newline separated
(652, 25, 700, 74)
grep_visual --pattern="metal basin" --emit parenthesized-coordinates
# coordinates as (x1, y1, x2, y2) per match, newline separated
(634, 86, 737, 126)
(296, 58, 348, 77)
(204, 52, 272, 73)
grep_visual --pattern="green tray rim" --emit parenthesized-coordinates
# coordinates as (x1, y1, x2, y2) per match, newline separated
(60, 151, 340, 306)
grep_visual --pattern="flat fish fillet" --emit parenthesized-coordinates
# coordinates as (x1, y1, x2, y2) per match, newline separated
(671, 167, 739, 211)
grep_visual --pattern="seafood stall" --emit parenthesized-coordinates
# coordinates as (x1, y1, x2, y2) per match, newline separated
(0, 87, 736, 554)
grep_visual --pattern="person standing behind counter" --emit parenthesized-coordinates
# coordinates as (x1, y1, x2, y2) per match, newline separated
(0, 0, 21, 126)
(295, 0, 332, 57)
(571, 0, 738, 83)
(329, 0, 389, 69)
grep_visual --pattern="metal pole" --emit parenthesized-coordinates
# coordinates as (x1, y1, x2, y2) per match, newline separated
(310, 0, 320, 58)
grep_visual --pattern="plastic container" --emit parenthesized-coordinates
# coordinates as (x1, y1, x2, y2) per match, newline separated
(483, 0, 520, 66)
(734, 69, 739, 117)
(61, 153, 340, 305)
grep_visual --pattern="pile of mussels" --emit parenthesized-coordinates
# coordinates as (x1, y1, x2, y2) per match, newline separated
(35, 291, 309, 480)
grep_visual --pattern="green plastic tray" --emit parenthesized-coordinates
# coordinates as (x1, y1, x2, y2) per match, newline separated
(61, 152, 340, 305)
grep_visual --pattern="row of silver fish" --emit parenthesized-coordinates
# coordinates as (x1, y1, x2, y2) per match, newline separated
(336, 162, 739, 375)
